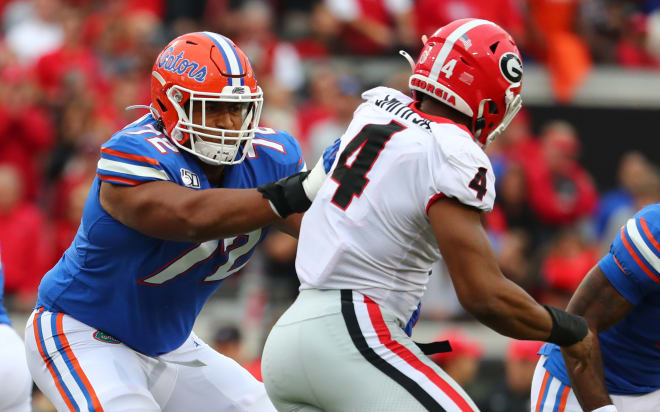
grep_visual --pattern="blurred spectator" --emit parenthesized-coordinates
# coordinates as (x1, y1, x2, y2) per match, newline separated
(616, 13, 660, 68)
(485, 109, 535, 182)
(598, 161, 660, 252)
(539, 229, 598, 309)
(594, 151, 653, 240)
(580, 0, 629, 64)
(260, 78, 300, 136)
(4, 0, 64, 64)
(489, 165, 537, 235)
(522, 0, 592, 101)
(50, 174, 93, 261)
(522, 121, 598, 229)
(212, 324, 244, 363)
(0, 65, 55, 201)
(212, 324, 264, 381)
(235, 1, 304, 92)
(0, 165, 49, 308)
(260, 230, 299, 323)
(34, 8, 107, 103)
(296, 65, 340, 147)
(431, 329, 483, 387)
(324, 0, 417, 55)
(648, 10, 660, 61)
(414, 0, 524, 42)
(306, 72, 362, 162)
(479, 340, 544, 412)
(290, 1, 342, 58)
(493, 230, 532, 288)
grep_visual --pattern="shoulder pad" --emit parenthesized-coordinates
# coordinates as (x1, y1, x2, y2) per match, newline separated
(98, 117, 181, 186)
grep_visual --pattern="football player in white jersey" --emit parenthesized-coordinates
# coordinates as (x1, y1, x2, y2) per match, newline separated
(261, 19, 597, 412)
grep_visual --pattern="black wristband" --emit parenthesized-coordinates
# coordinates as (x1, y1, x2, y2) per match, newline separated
(543, 305, 588, 347)
(257, 171, 312, 218)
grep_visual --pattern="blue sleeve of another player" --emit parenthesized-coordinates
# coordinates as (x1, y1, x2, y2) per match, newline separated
(251, 128, 305, 179)
(599, 206, 660, 305)
(97, 134, 174, 186)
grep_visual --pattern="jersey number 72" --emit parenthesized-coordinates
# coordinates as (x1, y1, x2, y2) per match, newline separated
(330, 121, 406, 210)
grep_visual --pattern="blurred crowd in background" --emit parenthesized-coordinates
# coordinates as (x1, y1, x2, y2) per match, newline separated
(1, 0, 660, 411)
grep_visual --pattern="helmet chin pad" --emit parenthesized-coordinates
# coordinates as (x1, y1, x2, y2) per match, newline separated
(193, 135, 241, 165)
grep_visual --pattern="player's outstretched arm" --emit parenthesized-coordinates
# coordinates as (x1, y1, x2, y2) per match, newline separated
(428, 197, 591, 348)
(100, 180, 288, 242)
(560, 266, 633, 412)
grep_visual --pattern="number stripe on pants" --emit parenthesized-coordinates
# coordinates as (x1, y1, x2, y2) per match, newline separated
(536, 371, 571, 412)
(341, 290, 478, 411)
(52, 313, 104, 411)
(34, 310, 104, 411)
(33, 308, 79, 411)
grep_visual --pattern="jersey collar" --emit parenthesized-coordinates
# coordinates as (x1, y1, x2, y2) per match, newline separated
(407, 102, 473, 138)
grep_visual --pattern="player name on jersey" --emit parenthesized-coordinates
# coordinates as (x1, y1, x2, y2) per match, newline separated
(374, 95, 432, 131)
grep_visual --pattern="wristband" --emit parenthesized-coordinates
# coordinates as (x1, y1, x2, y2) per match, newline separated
(257, 171, 312, 218)
(592, 405, 617, 412)
(543, 305, 588, 347)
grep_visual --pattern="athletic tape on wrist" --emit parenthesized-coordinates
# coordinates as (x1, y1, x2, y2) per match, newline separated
(543, 305, 588, 347)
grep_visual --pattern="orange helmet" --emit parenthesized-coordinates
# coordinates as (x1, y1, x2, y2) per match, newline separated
(151, 32, 263, 165)
(408, 19, 523, 147)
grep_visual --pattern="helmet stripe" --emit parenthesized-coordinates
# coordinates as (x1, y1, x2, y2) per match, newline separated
(429, 19, 495, 81)
(219, 34, 245, 86)
(202, 32, 245, 86)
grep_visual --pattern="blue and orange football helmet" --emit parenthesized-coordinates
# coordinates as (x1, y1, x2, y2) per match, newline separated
(151, 32, 263, 165)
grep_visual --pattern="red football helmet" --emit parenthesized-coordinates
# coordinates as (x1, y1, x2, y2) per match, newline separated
(151, 32, 263, 165)
(408, 19, 523, 147)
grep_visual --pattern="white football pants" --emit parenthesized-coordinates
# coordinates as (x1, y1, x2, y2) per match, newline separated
(262, 289, 480, 412)
(531, 355, 660, 412)
(0, 323, 32, 412)
(24, 308, 275, 412)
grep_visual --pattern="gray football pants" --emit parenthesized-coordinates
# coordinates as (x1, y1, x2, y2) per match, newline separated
(262, 289, 480, 412)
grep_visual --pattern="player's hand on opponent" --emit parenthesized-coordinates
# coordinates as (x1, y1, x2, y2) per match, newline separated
(561, 328, 594, 375)
(257, 138, 340, 218)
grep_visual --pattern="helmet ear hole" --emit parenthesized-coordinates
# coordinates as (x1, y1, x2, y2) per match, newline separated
(488, 101, 499, 114)
(156, 98, 167, 112)
(475, 117, 486, 131)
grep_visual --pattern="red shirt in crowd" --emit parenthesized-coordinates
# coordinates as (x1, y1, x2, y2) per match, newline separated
(0, 202, 50, 299)
(0, 105, 55, 201)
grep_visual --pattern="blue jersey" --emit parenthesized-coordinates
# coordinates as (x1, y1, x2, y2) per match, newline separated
(541, 203, 660, 395)
(37, 114, 304, 356)
(0, 248, 10, 326)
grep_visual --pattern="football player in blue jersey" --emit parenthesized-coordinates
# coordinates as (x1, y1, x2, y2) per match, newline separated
(24, 32, 328, 412)
(0, 247, 33, 412)
(531, 203, 660, 412)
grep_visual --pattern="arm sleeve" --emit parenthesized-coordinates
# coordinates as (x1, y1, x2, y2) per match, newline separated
(599, 209, 660, 305)
(97, 137, 172, 186)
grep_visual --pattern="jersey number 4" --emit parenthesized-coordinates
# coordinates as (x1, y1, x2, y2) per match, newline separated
(331, 121, 406, 209)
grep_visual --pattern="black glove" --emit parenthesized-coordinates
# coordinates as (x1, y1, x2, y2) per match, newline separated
(257, 170, 312, 218)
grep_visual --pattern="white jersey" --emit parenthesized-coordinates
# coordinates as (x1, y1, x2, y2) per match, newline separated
(296, 87, 495, 324)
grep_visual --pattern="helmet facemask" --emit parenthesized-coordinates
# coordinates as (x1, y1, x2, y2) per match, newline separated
(167, 85, 263, 165)
(474, 84, 522, 148)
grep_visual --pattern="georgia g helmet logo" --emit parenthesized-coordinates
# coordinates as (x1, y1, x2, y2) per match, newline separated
(499, 52, 522, 84)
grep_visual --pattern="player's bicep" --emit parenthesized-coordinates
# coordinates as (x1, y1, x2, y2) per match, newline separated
(428, 197, 502, 304)
(566, 265, 634, 332)
(99, 180, 195, 240)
